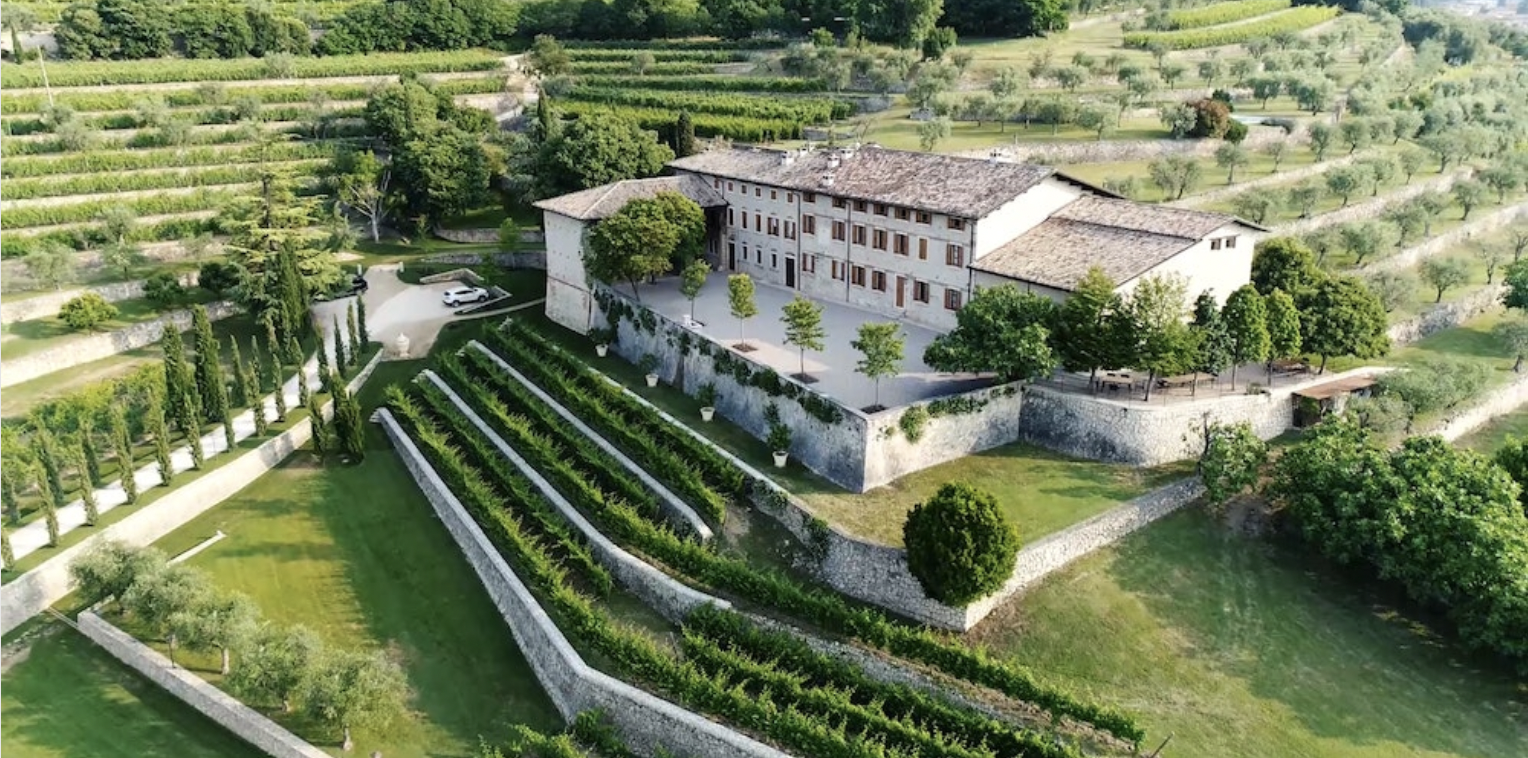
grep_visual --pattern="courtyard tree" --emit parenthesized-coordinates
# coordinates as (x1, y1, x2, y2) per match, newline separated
(780, 296, 826, 382)
(1222, 285, 1270, 387)
(173, 590, 262, 675)
(903, 482, 1020, 606)
(1054, 267, 1122, 385)
(69, 541, 163, 606)
(1420, 257, 1471, 303)
(852, 322, 904, 411)
(1264, 288, 1302, 383)
(303, 648, 410, 751)
(1190, 292, 1232, 389)
(1493, 318, 1528, 372)
(679, 258, 709, 322)
(1199, 421, 1268, 507)
(59, 293, 118, 333)
(925, 285, 1058, 382)
(727, 274, 758, 349)
(585, 193, 703, 300)
(1251, 237, 1325, 299)
(229, 624, 326, 713)
(1301, 276, 1390, 373)
(1127, 274, 1196, 400)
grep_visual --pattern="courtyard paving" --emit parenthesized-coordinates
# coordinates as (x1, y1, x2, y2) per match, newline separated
(631, 274, 991, 410)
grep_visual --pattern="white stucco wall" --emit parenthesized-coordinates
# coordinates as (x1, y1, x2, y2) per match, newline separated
(970, 179, 1082, 259)
(969, 270, 1072, 303)
(1116, 223, 1258, 305)
(543, 211, 595, 334)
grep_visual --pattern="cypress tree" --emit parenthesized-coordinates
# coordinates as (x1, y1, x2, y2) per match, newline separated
(110, 407, 138, 504)
(275, 248, 308, 343)
(250, 335, 269, 392)
(356, 295, 369, 351)
(675, 111, 697, 157)
(332, 315, 349, 375)
(222, 403, 237, 451)
(43, 499, 59, 547)
(307, 394, 328, 458)
(75, 441, 99, 526)
(78, 414, 103, 488)
(2, 468, 20, 525)
(283, 334, 303, 370)
(294, 365, 308, 409)
(32, 429, 66, 509)
(2, 529, 13, 571)
(252, 394, 270, 436)
(160, 326, 192, 433)
(183, 387, 205, 470)
(229, 339, 251, 408)
(330, 380, 365, 460)
(316, 333, 333, 393)
(346, 303, 361, 366)
(147, 394, 175, 486)
(191, 305, 228, 424)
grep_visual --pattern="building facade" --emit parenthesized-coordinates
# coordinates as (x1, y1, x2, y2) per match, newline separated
(539, 145, 1262, 335)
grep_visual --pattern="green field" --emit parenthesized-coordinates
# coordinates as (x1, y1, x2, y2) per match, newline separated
(972, 509, 1528, 758)
(2, 627, 268, 758)
(141, 429, 561, 755)
(1458, 406, 1528, 452)
(0, 292, 217, 362)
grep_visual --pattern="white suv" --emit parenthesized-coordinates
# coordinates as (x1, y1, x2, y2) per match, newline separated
(442, 286, 490, 307)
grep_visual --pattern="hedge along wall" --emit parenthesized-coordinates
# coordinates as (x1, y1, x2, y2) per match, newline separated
(0, 300, 239, 389)
(0, 271, 199, 324)
(0, 352, 382, 637)
(77, 612, 329, 758)
(375, 409, 791, 758)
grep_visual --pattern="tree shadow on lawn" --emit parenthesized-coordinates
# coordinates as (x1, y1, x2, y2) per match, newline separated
(1106, 511, 1528, 757)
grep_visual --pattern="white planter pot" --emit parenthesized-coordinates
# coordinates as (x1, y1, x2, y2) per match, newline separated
(772, 451, 789, 468)
(595, 344, 609, 357)
(701, 407, 715, 422)
(645, 373, 659, 388)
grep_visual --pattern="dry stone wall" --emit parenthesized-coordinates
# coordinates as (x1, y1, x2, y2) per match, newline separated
(420, 251, 549, 270)
(1362, 200, 1528, 275)
(376, 409, 789, 758)
(0, 299, 238, 389)
(78, 612, 329, 758)
(1427, 372, 1528, 442)
(431, 226, 546, 244)
(1388, 286, 1503, 345)
(1277, 168, 1471, 236)
(0, 271, 199, 324)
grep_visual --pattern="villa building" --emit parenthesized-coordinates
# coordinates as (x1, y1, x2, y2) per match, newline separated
(537, 145, 1263, 335)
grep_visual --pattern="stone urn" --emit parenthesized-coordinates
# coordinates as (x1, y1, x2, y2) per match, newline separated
(391, 333, 411, 359)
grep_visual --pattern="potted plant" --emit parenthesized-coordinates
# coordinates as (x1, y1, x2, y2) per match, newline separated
(640, 353, 660, 387)
(767, 421, 792, 468)
(697, 383, 717, 421)
(589, 326, 614, 357)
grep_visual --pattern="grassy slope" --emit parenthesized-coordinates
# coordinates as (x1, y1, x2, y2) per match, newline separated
(138, 385, 561, 755)
(0, 291, 217, 362)
(1, 629, 267, 758)
(1457, 407, 1528, 452)
(970, 509, 1528, 758)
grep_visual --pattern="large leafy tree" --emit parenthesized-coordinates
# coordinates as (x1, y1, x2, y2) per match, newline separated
(392, 127, 491, 223)
(1264, 288, 1303, 381)
(228, 625, 326, 713)
(171, 590, 261, 675)
(1301, 276, 1390, 373)
(1189, 291, 1232, 388)
(1251, 237, 1325, 299)
(326, 149, 394, 243)
(853, 322, 905, 410)
(220, 166, 337, 336)
(121, 561, 213, 666)
(925, 286, 1059, 382)
(303, 648, 410, 752)
(68, 541, 163, 606)
(1222, 285, 1270, 387)
(780, 296, 826, 382)
(190, 304, 228, 424)
(584, 193, 703, 300)
(532, 112, 674, 198)
(903, 482, 1021, 606)
(1127, 274, 1196, 400)
(1053, 267, 1123, 385)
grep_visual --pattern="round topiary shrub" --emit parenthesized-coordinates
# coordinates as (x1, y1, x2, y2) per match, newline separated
(903, 482, 1020, 606)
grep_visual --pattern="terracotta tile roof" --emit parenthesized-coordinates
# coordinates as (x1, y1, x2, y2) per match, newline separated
(668, 145, 1056, 219)
(534, 175, 725, 221)
(971, 218, 1199, 292)
(1054, 195, 1236, 238)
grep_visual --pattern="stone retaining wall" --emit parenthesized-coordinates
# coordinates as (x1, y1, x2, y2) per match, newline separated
(962, 126, 1290, 166)
(1428, 372, 1528, 443)
(1, 299, 238, 389)
(419, 268, 484, 285)
(77, 612, 328, 758)
(418, 369, 723, 621)
(0, 271, 199, 324)
(2, 240, 208, 294)
(1361, 201, 1528, 275)
(0, 352, 380, 637)
(420, 251, 549, 270)
(1388, 286, 1503, 345)
(376, 409, 788, 758)
(432, 226, 546, 244)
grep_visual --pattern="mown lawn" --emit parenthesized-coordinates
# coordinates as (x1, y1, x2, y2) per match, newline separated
(1, 627, 266, 758)
(0, 291, 217, 362)
(970, 508, 1528, 758)
(142, 414, 561, 755)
